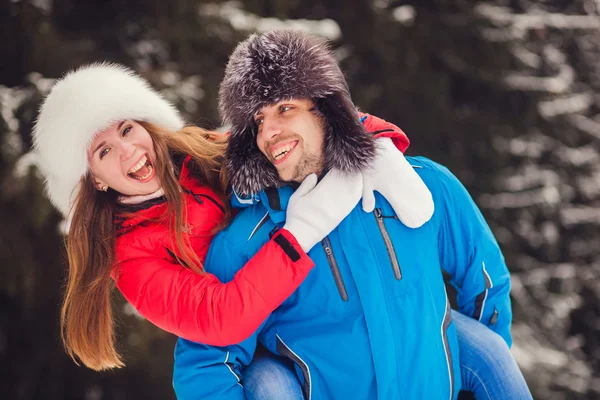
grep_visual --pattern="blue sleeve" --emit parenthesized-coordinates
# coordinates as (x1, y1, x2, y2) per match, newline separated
(172, 232, 263, 399)
(421, 160, 513, 347)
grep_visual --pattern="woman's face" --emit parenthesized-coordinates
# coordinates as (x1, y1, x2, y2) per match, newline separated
(87, 120, 161, 196)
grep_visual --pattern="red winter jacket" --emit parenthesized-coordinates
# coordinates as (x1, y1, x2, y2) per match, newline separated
(112, 113, 410, 346)
(112, 156, 314, 346)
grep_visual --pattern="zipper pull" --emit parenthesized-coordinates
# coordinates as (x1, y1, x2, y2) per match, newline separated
(192, 194, 204, 204)
(375, 208, 399, 220)
(322, 239, 333, 255)
(490, 308, 499, 325)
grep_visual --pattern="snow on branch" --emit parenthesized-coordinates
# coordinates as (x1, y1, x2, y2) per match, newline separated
(498, 167, 560, 191)
(567, 114, 600, 140)
(560, 205, 600, 226)
(478, 186, 561, 209)
(510, 44, 541, 69)
(574, 170, 600, 200)
(538, 92, 594, 118)
(198, 2, 342, 40)
(476, 3, 600, 31)
(444, 4, 600, 43)
(504, 45, 574, 92)
(440, 43, 575, 94)
(504, 63, 573, 93)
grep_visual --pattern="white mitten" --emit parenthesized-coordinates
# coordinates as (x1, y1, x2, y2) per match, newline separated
(284, 169, 363, 252)
(362, 137, 434, 228)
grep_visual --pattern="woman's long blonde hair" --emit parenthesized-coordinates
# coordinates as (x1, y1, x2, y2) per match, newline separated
(61, 122, 230, 371)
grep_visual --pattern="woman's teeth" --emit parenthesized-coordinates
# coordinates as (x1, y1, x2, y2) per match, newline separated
(129, 155, 148, 174)
(128, 155, 153, 180)
(130, 164, 153, 180)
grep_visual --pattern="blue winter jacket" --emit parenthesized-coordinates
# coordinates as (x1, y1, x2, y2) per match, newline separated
(172, 157, 512, 400)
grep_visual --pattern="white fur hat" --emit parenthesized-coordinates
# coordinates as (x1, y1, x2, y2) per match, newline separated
(32, 63, 184, 217)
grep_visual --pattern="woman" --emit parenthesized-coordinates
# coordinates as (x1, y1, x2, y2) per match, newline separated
(33, 64, 530, 399)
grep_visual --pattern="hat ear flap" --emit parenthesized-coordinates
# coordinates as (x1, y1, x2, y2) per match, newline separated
(318, 92, 376, 173)
(226, 126, 281, 196)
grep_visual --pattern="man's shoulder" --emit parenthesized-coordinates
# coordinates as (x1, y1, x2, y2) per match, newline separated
(405, 156, 470, 205)
(407, 155, 455, 182)
(405, 156, 452, 176)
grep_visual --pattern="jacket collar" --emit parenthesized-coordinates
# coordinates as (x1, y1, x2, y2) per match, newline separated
(258, 186, 295, 225)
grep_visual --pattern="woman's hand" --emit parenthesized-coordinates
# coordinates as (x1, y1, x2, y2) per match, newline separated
(284, 170, 362, 252)
(361, 138, 434, 228)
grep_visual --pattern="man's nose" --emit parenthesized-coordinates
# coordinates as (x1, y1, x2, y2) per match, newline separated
(119, 140, 136, 160)
(259, 117, 283, 141)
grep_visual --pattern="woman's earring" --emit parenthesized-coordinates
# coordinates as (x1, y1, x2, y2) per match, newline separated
(102, 185, 108, 192)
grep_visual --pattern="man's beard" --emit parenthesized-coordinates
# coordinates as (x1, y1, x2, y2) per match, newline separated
(286, 150, 324, 183)
(264, 133, 325, 183)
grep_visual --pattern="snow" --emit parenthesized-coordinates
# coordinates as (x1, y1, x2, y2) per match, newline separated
(511, 322, 570, 370)
(13, 151, 39, 180)
(392, 6, 416, 27)
(199, 2, 342, 40)
(538, 92, 594, 118)
(479, 186, 561, 209)
(476, 3, 600, 31)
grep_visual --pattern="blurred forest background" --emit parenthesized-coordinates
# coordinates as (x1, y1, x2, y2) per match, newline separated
(2, 0, 600, 399)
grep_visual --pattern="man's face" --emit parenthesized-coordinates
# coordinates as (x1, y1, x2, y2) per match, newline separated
(255, 99, 325, 182)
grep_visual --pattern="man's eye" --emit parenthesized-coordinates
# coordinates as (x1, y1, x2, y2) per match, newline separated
(122, 126, 132, 136)
(280, 105, 292, 113)
(100, 148, 109, 159)
(255, 117, 264, 126)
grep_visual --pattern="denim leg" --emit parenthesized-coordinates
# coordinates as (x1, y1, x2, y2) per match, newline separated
(243, 354, 304, 400)
(453, 310, 533, 400)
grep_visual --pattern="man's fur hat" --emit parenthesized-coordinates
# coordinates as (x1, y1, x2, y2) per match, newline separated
(33, 63, 184, 218)
(219, 30, 375, 196)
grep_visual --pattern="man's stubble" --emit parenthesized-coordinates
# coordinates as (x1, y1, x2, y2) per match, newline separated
(288, 151, 322, 183)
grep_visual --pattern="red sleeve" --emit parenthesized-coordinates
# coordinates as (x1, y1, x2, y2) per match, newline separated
(359, 112, 410, 153)
(114, 228, 313, 346)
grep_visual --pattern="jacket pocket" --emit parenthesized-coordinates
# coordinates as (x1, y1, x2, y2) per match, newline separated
(472, 261, 494, 322)
(276, 334, 311, 400)
(321, 237, 348, 301)
(374, 208, 402, 280)
(489, 307, 498, 325)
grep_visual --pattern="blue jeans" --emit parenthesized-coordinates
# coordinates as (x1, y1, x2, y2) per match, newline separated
(243, 311, 532, 399)
(243, 354, 304, 400)
(453, 311, 532, 399)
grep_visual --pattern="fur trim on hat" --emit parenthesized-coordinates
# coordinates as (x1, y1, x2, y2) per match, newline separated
(219, 30, 375, 196)
(33, 62, 184, 217)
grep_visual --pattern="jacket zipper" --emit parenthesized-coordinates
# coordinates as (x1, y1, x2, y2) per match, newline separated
(194, 193, 225, 213)
(183, 188, 226, 214)
(321, 237, 348, 301)
(374, 208, 402, 280)
(442, 301, 454, 400)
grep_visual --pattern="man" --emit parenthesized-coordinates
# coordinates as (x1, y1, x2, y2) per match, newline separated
(173, 30, 512, 399)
